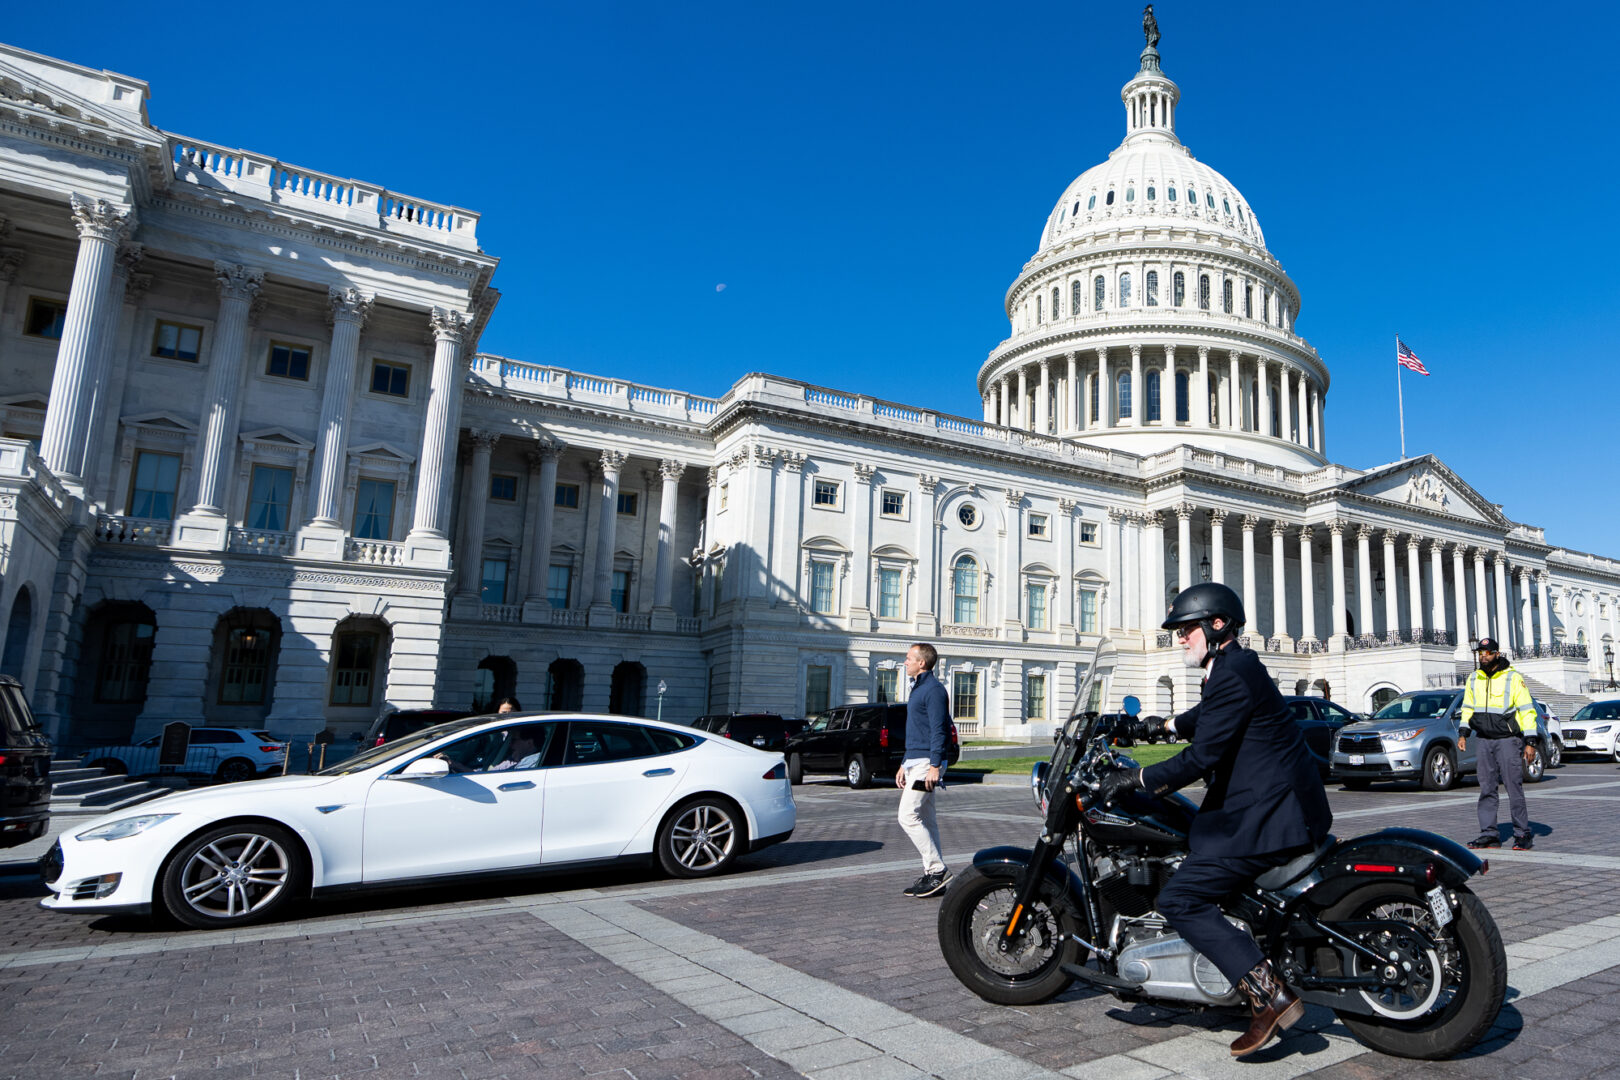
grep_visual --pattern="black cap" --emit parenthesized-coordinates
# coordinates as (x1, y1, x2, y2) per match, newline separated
(1477, 637, 1500, 652)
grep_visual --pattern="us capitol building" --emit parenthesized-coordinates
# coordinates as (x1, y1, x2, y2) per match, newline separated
(0, 30, 1613, 749)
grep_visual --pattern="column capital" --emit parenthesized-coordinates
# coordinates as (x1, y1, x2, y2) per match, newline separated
(1492, 551, 1508, 568)
(69, 192, 133, 243)
(1038, 357, 1050, 373)
(1209, 507, 1229, 526)
(851, 461, 874, 482)
(0, 247, 23, 284)
(1140, 510, 1163, 529)
(1536, 568, 1550, 583)
(1328, 518, 1348, 536)
(327, 286, 373, 328)
(749, 444, 777, 469)
(1174, 502, 1195, 521)
(1241, 513, 1260, 533)
(1356, 522, 1376, 541)
(659, 458, 689, 481)
(1298, 525, 1313, 543)
(1130, 343, 1142, 361)
(1407, 535, 1423, 552)
(781, 451, 807, 473)
(1424, 537, 1446, 554)
(916, 473, 940, 493)
(1447, 540, 1469, 556)
(1381, 528, 1400, 546)
(1107, 507, 1128, 523)
(1163, 343, 1177, 361)
(1270, 520, 1289, 540)
(1516, 565, 1532, 581)
(1004, 488, 1024, 507)
(1472, 546, 1491, 562)
(213, 261, 264, 302)
(598, 448, 627, 474)
(1197, 344, 1209, 361)
(430, 306, 471, 345)
(1057, 497, 1078, 513)
(467, 429, 500, 453)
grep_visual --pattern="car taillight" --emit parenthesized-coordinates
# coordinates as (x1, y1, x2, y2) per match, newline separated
(723, 732, 734, 739)
(260, 745, 282, 753)
(763, 762, 786, 780)
(374, 735, 386, 747)
(879, 727, 889, 749)
(949, 723, 959, 745)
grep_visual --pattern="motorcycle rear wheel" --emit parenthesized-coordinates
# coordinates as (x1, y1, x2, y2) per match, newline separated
(937, 864, 1088, 1006)
(1319, 882, 1506, 1059)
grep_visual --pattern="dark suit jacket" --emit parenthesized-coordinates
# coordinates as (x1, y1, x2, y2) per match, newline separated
(1140, 644, 1332, 858)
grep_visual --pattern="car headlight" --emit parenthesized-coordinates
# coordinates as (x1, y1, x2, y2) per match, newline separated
(1385, 727, 1426, 743)
(1592, 725, 1613, 735)
(75, 814, 178, 841)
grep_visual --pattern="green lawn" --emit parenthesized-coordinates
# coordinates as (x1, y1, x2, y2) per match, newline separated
(951, 742, 1186, 775)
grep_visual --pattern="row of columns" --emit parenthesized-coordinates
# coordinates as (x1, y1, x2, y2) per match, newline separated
(983, 346, 1323, 454)
(1017, 264, 1293, 335)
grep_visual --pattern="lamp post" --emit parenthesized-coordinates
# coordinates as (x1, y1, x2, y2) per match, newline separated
(656, 679, 668, 722)
(1605, 645, 1616, 690)
(1468, 635, 1480, 679)
(1198, 554, 1211, 582)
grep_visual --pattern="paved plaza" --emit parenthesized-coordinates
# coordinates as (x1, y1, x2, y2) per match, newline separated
(3, 763, 1620, 1080)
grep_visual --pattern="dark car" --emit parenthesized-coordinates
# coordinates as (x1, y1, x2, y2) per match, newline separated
(691, 713, 807, 754)
(362, 708, 474, 749)
(0, 674, 51, 848)
(1281, 695, 1363, 776)
(784, 703, 961, 789)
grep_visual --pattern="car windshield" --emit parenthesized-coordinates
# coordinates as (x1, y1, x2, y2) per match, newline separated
(1372, 693, 1455, 721)
(1572, 702, 1620, 723)
(315, 717, 489, 775)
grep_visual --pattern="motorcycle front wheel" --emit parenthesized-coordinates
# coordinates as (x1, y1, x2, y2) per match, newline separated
(1318, 882, 1506, 1059)
(937, 864, 1089, 1006)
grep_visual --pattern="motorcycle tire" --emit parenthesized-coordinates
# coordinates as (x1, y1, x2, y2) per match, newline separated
(937, 864, 1089, 1006)
(1318, 882, 1506, 1059)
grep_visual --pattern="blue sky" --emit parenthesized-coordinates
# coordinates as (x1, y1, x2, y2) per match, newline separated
(10, 2, 1618, 552)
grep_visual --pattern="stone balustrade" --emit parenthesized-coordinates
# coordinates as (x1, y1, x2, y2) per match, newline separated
(345, 538, 405, 566)
(94, 515, 172, 546)
(227, 528, 294, 556)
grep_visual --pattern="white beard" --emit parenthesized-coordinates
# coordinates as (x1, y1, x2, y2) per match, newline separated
(1182, 640, 1209, 668)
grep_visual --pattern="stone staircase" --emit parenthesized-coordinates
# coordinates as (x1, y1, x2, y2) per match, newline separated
(49, 760, 173, 814)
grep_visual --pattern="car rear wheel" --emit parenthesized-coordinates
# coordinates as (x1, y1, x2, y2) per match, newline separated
(214, 758, 257, 784)
(657, 797, 744, 878)
(160, 822, 307, 929)
(1421, 746, 1456, 791)
(787, 753, 804, 785)
(1547, 737, 1563, 769)
(846, 754, 872, 789)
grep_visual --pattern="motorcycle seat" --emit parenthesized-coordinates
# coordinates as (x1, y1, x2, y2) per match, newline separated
(1255, 835, 1336, 891)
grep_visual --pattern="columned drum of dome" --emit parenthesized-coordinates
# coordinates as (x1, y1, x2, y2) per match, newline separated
(979, 33, 1328, 471)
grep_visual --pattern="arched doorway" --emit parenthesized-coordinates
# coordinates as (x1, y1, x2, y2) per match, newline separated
(609, 661, 646, 716)
(474, 656, 517, 712)
(1370, 686, 1400, 712)
(207, 607, 281, 724)
(0, 587, 33, 679)
(1311, 679, 1331, 700)
(327, 616, 392, 721)
(74, 601, 158, 746)
(547, 659, 584, 710)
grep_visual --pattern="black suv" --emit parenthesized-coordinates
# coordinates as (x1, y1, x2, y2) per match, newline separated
(362, 708, 474, 749)
(784, 703, 961, 788)
(691, 714, 808, 754)
(0, 674, 51, 848)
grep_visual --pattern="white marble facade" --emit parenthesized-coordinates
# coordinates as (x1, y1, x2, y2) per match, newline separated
(0, 39, 1615, 748)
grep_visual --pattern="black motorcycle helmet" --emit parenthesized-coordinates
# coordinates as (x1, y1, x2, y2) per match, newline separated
(1161, 582, 1245, 648)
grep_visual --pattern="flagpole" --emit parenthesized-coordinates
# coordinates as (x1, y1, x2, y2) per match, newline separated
(1395, 334, 1406, 459)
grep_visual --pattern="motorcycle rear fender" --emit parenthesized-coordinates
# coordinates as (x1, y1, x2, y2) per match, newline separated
(972, 845, 1085, 898)
(1294, 827, 1485, 909)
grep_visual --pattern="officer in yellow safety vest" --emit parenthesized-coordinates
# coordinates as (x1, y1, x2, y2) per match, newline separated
(1458, 636, 1538, 850)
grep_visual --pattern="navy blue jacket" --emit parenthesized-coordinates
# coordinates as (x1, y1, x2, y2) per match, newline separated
(1140, 644, 1332, 858)
(904, 670, 951, 768)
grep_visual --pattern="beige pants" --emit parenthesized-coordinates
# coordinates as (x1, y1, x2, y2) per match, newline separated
(898, 758, 945, 875)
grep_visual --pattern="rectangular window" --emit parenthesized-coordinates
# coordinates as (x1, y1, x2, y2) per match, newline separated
(876, 668, 899, 704)
(1027, 582, 1048, 630)
(881, 490, 906, 517)
(617, 491, 638, 516)
(1026, 674, 1047, 722)
(1080, 589, 1099, 634)
(489, 475, 517, 501)
(878, 567, 902, 618)
(480, 557, 509, 605)
(719, 482, 729, 511)
(547, 564, 572, 609)
(953, 672, 979, 720)
(1027, 513, 1049, 539)
(352, 478, 395, 540)
(96, 621, 155, 703)
(554, 482, 580, 508)
(810, 560, 835, 614)
(330, 631, 378, 706)
(611, 569, 630, 613)
(266, 342, 312, 380)
(129, 451, 181, 520)
(370, 360, 410, 397)
(813, 479, 840, 508)
(805, 665, 831, 715)
(245, 465, 294, 531)
(711, 562, 724, 615)
(24, 298, 68, 339)
(1079, 521, 1099, 545)
(151, 320, 203, 361)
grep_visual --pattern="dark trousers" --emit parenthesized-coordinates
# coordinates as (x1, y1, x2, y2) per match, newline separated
(1157, 850, 1290, 986)
(1475, 736, 1529, 839)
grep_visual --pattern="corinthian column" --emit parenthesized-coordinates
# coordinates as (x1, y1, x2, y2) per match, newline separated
(453, 431, 498, 598)
(1537, 571, 1552, 650)
(297, 287, 372, 557)
(1296, 372, 1309, 445)
(1518, 567, 1534, 656)
(1036, 359, 1051, 434)
(521, 441, 564, 612)
(1472, 549, 1490, 640)
(79, 242, 143, 489)
(1383, 530, 1401, 640)
(1451, 543, 1471, 654)
(41, 194, 131, 483)
(1355, 525, 1375, 638)
(1129, 346, 1143, 427)
(1240, 515, 1257, 635)
(1298, 526, 1316, 643)
(588, 449, 628, 611)
(1227, 351, 1241, 431)
(652, 459, 687, 613)
(1407, 536, 1425, 638)
(1175, 503, 1194, 591)
(1493, 554, 1512, 648)
(1270, 522, 1289, 641)
(1209, 508, 1227, 584)
(1197, 346, 1211, 427)
(1257, 355, 1271, 436)
(1328, 520, 1347, 640)
(1017, 367, 1029, 429)
(404, 309, 471, 567)
(1427, 539, 1447, 640)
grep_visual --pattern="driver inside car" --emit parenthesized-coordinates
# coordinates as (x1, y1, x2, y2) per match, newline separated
(1095, 582, 1334, 1058)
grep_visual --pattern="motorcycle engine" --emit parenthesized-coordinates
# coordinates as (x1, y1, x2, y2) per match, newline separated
(1113, 915, 1246, 1006)
(1091, 853, 1177, 918)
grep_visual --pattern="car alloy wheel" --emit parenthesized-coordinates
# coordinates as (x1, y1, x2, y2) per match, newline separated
(657, 798, 741, 878)
(161, 824, 304, 929)
(214, 757, 257, 784)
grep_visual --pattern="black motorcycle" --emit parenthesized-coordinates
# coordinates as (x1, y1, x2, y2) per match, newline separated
(938, 699, 1508, 1060)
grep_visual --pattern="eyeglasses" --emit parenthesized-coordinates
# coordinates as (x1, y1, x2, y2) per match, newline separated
(1172, 623, 1201, 641)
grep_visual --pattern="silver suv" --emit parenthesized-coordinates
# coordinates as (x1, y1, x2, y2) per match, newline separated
(1330, 689, 1555, 791)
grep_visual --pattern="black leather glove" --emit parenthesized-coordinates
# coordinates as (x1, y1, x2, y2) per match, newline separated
(1095, 766, 1142, 807)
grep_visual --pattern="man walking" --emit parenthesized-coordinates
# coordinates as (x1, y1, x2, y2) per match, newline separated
(1459, 637, 1538, 851)
(897, 642, 952, 897)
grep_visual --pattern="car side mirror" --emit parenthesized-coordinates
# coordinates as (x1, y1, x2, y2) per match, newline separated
(394, 756, 450, 779)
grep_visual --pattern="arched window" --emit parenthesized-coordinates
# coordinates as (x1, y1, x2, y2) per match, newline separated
(1072, 200, 1080, 216)
(1052, 286, 1061, 319)
(1125, 187, 1135, 202)
(1089, 373, 1100, 424)
(547, 658, 584, 710)
(1087, 194, 1096, 210)
(1071, 279, 1083, 315)
(1222, 279, 1234, 314)
(1145, 270, 1159, 306)
(1207, 193, 1216, 209)
(1146, 370, 1161, 422)
(1187, 187, 1196, 205)
(0, 588, 32, 679)
(1146, 185, 1156, 200)
(1119, 272, 1132, 307)
(609, 661, 646, 716)
(952, 556, 980, 625)
(94, 605, 157, 705)
(1198, 274, 1211, 310)
(1175, 371, 1190, 422)
(1035, 294, 1042, 323)
(1173, 271, 1185, 307)
(1244, 285, 1253, 318)
(1094, 275, 1106, 310)
(1105, 190, 1115, 206)
(1117, 371, 1133, 419)
(1223, 198, 1231, 215)
(216, 608, 279, 707)
(1168, 186, 1177, 202)
(1237, 206, 1246, 225)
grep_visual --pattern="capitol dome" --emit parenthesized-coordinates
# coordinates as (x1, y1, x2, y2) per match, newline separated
(977, 36, 1329, 471)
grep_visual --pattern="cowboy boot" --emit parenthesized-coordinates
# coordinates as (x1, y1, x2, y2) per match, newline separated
(1230, 959, 1305, 1058)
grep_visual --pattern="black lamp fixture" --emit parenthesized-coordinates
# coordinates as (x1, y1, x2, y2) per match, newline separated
(226, 607, 261, 652)
(1605, 643, 1616, 690)
(1198, 553, 1211, 582)
(1374, 567, 1386, 595)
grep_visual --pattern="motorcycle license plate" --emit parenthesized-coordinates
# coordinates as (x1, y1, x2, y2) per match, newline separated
(1426, 886, 1454, 927)
(1347, 754, 1365, 765)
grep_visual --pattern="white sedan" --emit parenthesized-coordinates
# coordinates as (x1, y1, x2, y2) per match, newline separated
(1562, 699, 1620, 760)
(42, 713, 795, 929)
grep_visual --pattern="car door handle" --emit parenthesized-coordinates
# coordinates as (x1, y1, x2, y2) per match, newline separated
(643, 768, 675, 777)
(498, 781, 535, 791)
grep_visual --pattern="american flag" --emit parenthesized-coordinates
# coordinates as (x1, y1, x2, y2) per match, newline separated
(1396, 339, 1430, 376)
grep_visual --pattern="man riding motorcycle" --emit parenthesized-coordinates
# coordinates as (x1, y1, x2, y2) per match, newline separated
(1096, 582, 1333, 1057)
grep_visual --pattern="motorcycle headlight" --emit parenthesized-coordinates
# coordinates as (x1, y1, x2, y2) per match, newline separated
(75, 814, 178, 841)
(1385, 727, 1426, 743)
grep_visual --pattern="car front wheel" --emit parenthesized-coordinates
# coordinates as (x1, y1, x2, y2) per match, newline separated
(657, 797, 743, 878)
(160, 823, 307, 929)
(215, 758, 257, 784)
(1421, 746, 1456, 791)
